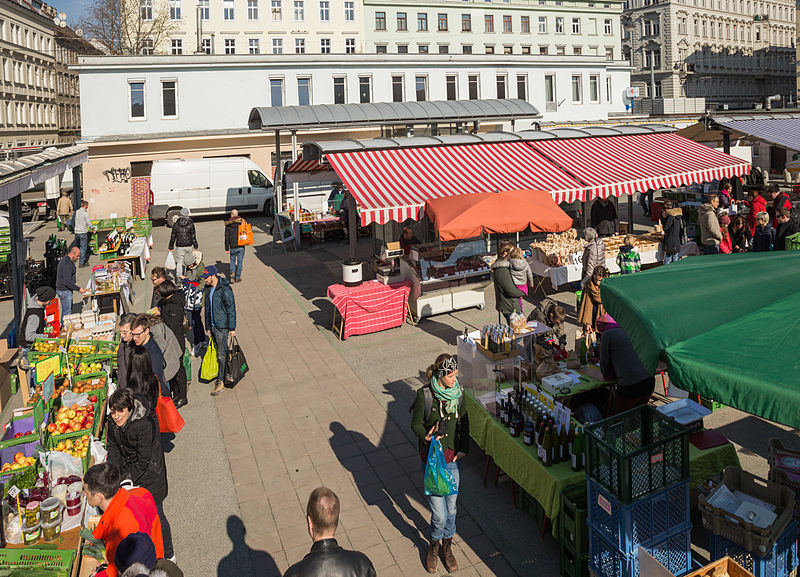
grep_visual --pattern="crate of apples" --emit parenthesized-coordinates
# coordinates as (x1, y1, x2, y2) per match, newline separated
(77, 361, 104, 375)
(53, 435, 89, 460)
(33, 339, 65, 353)
(0, 452, 36, 473)
(68, 342, 95, 355)
(48, 403, 95, 436)
(72, 377, 105, 394)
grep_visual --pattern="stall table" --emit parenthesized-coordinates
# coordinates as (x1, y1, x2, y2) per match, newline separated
(528, 248, 664, 291)
(327, 280, 412, 340)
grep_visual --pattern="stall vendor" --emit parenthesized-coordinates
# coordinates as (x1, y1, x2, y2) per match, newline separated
(597, 314, 655, 415)
(528, 297, 567, 347)
(19, 286, 56, 353)
(399, 227, 421, 256)
(328, 181, 344, 203)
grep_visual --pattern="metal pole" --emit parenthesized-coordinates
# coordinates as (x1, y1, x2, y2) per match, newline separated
(9, 195, 24, 344)
(722, 131, 731, 155)
(72, 165, 82, 208)
(291, 130, 299, 223)
(195, 5, 203, 53)
(274, 130, 282, 213)
(627, 194, 634, 235)
(347, 192, 357, 259)
(650, 59, 655, 99)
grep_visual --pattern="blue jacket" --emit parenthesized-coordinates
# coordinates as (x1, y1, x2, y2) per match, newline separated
(204, 276, 236, 330)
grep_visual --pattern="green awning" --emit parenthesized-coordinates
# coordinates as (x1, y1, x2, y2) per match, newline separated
(601, 252, 800, 428)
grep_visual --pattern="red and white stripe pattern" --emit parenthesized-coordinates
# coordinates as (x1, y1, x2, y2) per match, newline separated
(528, 133, 751, 200)
(326, 141, 585, 226)
(285, 155, 332, 173)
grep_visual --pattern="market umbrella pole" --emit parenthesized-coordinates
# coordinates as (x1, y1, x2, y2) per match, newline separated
(628, 195, 634, 234)
(348, 192, 357, 259)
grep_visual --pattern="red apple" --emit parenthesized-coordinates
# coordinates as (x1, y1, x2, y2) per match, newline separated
(89, 395, 97, 403)
(47, 423, 57, 433)
(57, 423, 68, 434)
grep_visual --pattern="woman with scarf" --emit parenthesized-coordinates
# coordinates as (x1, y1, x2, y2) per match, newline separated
(411, 353, 469, 574)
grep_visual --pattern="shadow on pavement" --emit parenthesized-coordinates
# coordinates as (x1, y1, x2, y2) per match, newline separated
(713, 415, 799, 459)
(217, 515, 278, 577)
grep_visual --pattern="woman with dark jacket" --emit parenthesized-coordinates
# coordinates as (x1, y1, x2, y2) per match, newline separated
(156, 280, 188, 408)
(126, 345, 169, 409)
(491, 240, 526, 324)
(411, 353, 469, 574)
(107, 387, 173, 561)
(729, 215, 752, 253)
(660, 201, 683, 264)
(117, 313, 139, 389)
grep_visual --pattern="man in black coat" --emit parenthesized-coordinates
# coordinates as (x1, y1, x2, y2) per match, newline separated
(590, 197, 619, 237)
(283, 487, 375, 577)
(773, 208, 799, 250)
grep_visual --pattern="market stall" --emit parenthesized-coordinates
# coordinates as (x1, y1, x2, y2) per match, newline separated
(89, 217, 153, 280)
(82, 262, 134, 316)
(327, 280, 412, 340)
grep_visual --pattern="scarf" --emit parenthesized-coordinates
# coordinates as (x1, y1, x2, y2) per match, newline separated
(430, 375, 462, 416)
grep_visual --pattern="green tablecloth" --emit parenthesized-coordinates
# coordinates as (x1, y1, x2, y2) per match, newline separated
(465, 392, 741, 538)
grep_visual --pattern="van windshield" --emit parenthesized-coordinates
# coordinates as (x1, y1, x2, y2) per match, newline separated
(248, 170, 270, 188)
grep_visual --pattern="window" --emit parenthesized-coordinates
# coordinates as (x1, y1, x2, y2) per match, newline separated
(333, 77, 346, 103)
(129, 81, 145, 118)
(468, 75, 479, 99)
(516, 74, 527, 100)
(376, 45, 387, 53)
(544, 74, 555, 102)
(462, 14, 471, 31)
(272, 0, 282, 20)
(485, 45, 495, 54)
(201, 38, 212, 53)
(246, 0, 258, 18)
(295, 38, 305, 53)
(345, 38, 356, 53)
(446, 75, 457, 100)
(359, 77, 371, 103)
(605, 46, 614, 60)
(141, 0, 153, 20)
(572, 17, 580, 34)
(398, 12, 407, 30)
(246, 38, 259, 54)
(503, 15, 512, 32)
(438, 13, 448, 31)
(418, 44, 429, 53)
(200, 0, 209, 19)
(272, 38, 283, 53)
(170, 0, 181, 20)
(485, 15, 494, 32)
(418, 13, 428, 31)
(297, 78, 311, 105)
(320, 38, 330, 53)
(294, 0, 304, 20)
(496, 74, 507, 98)
(521, 16, 530, 33)
(654, 80, 662, 97)
(555, 17, 564, 33)
(344, 1, 354, 20)
(678, 17, 686, 34)
(392, 75, 404, 102)
(604, 18, 612, 34)
(538, 16, 547, 33)
(171, 38, 183, 54)
(415, 76, 427, 101)
(140, 39, 154, 55)
(270, 78, 283, 106)
(571, 75, 582, 102)
(162, 80, 177, 116)
(375, 11, 386, 30)
(503, 45, 513, 54)
(224, 38, 236, 54)
(397, 45, 408, 53)
(224, 0, 234, 19)
(606, 76, 612, 101)
(462, 44, 472, 54)
(589, 75, 599, 102)
(438, 44, 449, 54)
(319, 0, 328, 20)
(573, 46, 582, 55)
(539, 45, 548, 55)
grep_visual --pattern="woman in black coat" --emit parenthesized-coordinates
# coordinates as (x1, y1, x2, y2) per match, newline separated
(660, 201, 683, 264)
(156, 280, 188, 408)
(107, 387, 173, 560)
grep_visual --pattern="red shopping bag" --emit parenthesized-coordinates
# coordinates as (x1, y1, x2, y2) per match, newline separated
(155, 396, 185, 433)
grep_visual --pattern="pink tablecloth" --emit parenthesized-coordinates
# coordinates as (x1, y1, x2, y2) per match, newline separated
(327, 280, 411, 339)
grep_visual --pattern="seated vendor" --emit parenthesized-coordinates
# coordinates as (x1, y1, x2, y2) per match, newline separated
(597, 313, 655, 415)
(399, 226, 421, 256)
(19, 286, 56, 357)
(528, 297, 567, 348)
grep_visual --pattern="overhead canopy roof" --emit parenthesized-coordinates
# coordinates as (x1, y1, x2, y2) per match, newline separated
(0, 145, 88, 203)
(711, 115, 800, 153)
(285, 155, 332, 173)
(248, 99, 541, 131)
(601, 252, 800, 429)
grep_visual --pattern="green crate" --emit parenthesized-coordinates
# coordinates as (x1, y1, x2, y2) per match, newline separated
(519, 488, 546, 527)
(787, 232, 800, 251)
(699, 397, 726, 412)
(560, 483, 589, 558)
(98, 218, 116, 229)
(561, 541, 589, 577)
(46, 397, 102, 443)
(0, 547, 74, 576)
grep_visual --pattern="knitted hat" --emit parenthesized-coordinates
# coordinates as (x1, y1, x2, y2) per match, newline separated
(114, 532, 156, 574)
(719, 215, 731, 225)
(183, 251, 196, 266)
(35, 286, 56, 302)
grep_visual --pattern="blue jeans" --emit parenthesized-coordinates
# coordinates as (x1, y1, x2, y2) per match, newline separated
(426, 460, 460, 541)
(663, 252, 679, 264)
(75, 233, 88, 265)
(229, 247, 244, 280)
(57, 289, 73, 323)
(210, 328, 229, 383)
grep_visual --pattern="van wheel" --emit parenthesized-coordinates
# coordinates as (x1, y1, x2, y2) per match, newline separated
(166, 209, 181, 228)
(263, 199, 273, 217)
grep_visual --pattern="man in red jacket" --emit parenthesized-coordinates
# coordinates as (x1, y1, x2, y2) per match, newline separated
(84, 462, 165, 577)
(768, 186, 793, 229)
(739, 189, 767, 236)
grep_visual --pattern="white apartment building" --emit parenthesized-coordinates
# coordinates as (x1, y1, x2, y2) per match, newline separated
(622, 0, 795, 106)
(362, 0, 623, 59)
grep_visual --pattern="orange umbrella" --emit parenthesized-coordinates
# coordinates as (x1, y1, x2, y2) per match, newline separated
(424, 189, 573, 242)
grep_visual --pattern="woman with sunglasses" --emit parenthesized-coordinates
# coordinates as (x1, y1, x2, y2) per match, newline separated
(411, 353, 469, 574)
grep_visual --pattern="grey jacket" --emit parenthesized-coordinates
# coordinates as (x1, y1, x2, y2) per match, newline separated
(698, 204, 722, 246)
(149, 321, 181, 381)
(73, 207, 91, 234)
(581, 239, 606, 287)
(509, 258, 533, 287)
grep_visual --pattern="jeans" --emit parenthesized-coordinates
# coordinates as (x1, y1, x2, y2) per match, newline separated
(427, 460, 460, 541)
(229, 247, 244, 280)
(210, 327, 229, 383)
(703, 244, 720, 255)
(57, 289, 73, 323)
(189, 308, 205, 347)
(170, 342, 188, 402)
(173, 246, 193, 280)
(663, 252, 679, 265)
(75, 233, 88, 265)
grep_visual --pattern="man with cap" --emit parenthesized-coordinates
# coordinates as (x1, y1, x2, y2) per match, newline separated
(597, 314, 655, 415)
(56, 245, 87, 323)
(200, 266, 236, 396)
(168, 208, 198, 280)
(328, 181, 344, 204)
(19, 286, 56, 355)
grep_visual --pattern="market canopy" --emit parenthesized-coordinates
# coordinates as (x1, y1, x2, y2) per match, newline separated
(711, 116, 800, 154)
(325, 141, 586, 225)
(601, 252, 800, 429)
(285, 154, 332, 173)
(527, 133, 751, 200)
(425, 189, 573, 242)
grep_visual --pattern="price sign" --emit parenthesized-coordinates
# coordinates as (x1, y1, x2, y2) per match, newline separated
(41, 373, 55, 404)
(35, 353, 60, 384)
(7, 486, 19, 499)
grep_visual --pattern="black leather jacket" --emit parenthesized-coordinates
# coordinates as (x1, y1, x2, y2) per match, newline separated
(283, 539, 375, 577)
(169, 217, 198, 249)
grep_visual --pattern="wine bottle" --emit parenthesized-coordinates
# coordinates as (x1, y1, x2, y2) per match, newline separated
(540, 427, 551, 466)
(571, 428, 584, 472)
(550, 427, 560, 464)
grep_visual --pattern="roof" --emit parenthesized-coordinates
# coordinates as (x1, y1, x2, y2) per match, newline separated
(0, 145, 88, 202)
(711, 115, 800, 153)
(248, 99, 541, 131)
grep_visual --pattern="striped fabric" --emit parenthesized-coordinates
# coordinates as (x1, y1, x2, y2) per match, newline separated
(285, 155, 332, 173)
(325, 141, 586, 226)
(527, 133, 751, 200)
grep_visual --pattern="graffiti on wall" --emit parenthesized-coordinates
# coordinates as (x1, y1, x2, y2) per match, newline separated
(103, 167, 131, 183)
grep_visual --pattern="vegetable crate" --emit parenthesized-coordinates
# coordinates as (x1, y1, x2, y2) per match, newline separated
(561, 483, 589, 558)
(562, 541, 590, 577)
(588, 524, 691, 577)
(46, 396, 103, 443)
(67, 339, 97, 355)
(699, 397, 727, 412)
(785, 233, 800, 252)
(45, 431, 93, 474)
(0, 547, 75, 577)
(587, 478, 690, 554)
(0, 398, 47, 449)
(0, 440, 40, 479)
(585, 405, 689, 504)
(684, 556, 755, 577)
(709, 520, 798, 577)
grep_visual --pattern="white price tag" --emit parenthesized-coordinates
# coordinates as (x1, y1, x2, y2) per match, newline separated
(7, 485, 19, 499)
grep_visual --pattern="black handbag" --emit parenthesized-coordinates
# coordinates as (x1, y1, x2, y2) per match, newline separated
(224, 336, 249, 387)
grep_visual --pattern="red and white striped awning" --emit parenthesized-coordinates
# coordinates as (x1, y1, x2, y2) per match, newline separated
(325, 141, 585, 226)
(527, 133, 751, 200)
(285, 155, 332, 173)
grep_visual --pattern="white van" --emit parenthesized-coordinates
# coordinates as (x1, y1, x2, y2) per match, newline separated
(149, 157, 273, 227)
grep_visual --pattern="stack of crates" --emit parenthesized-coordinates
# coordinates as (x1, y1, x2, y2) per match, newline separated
(561, 484, 589, 577)
(709, 520, 798, 577)
(584, 405, 691, 577)
(0, 226, 9, 263)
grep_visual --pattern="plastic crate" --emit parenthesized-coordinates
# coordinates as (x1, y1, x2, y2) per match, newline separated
(587, 478, 690, 554)
(0, 440, 39, 479)
(585, 405, 689, 504)
(563, 541, 590, 577)
(588, 525, 692, 577)
(685, 557, 755, 577)
(0, 548, 75, 577)
(562, 483, 589, 557)
(785, 233, 800, 252)
(709, 520, 798, 577)
(768, 439, 800, 520)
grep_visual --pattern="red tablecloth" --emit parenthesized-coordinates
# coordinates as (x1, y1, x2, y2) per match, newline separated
(327, 280, 411, 339)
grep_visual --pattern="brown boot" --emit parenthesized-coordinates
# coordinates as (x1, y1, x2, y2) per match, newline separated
(425, 540, 440, 573)
(441, 538, 458, 573)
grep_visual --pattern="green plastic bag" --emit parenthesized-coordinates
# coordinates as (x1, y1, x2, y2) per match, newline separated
(183, 347, 192, 383)
(200, 339, 218, 382)
(424, 438, 458, 496)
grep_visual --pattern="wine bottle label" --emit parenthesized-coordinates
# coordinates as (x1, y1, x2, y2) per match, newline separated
(571, 454, 577, 469)
(537, 446, 545, 460)
(523, 433, 531, 444)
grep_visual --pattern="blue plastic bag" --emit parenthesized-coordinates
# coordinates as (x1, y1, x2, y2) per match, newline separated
(423, 438, 458, 496)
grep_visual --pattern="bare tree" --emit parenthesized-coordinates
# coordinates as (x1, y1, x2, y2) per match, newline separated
(80, 0, 177, 55)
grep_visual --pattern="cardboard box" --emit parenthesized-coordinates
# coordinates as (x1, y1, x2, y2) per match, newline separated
(0, 342, 18, 412)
